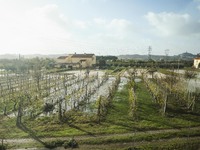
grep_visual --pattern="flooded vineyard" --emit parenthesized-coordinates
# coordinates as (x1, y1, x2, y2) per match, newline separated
(174, 70, 200, 92)
(0, 69, 126, 119)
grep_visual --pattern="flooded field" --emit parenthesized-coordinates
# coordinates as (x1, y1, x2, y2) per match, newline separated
(5, 70, 125, 118)
(175, 70, 200, 92)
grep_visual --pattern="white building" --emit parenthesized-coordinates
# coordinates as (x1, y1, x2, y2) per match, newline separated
(194, 57, 200, 69)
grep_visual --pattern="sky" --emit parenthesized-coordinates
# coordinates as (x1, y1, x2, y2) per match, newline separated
(0, 0, 200, 56)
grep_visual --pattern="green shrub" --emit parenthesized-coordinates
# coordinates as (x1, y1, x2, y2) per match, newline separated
(45, 139, 65, 148)
(63, 138, 79, 149)
(0, 145, 6, 150)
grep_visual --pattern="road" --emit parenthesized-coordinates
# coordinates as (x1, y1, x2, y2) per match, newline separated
(5, 126, 200, 149)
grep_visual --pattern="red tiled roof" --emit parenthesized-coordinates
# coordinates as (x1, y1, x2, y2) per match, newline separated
(71, 54, 94, 58)
(194, 57, 200, 60)
(57, 56, 68, 59)
(57, 62, 80, 65)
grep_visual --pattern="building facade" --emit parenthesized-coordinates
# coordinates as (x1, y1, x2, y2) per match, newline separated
(194, 58, 200, 69)
(56, 53, 96, 69)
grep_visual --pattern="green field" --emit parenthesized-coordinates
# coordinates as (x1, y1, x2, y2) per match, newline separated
(1, 77, 200, 149)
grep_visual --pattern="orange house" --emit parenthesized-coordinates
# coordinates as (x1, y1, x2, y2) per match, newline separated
(57, 53, 96, 69)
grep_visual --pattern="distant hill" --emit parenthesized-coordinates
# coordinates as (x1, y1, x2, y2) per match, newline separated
(0, 54, 67, 59)
(178, 52, 195, 59)
(0, 52, 197, 60)
(0, 54, 20, 59)
(118, 54, 147, 60)
(118, 52, 196, 61)
(23, 54, 65, 59)
(118, 54, 166, 61)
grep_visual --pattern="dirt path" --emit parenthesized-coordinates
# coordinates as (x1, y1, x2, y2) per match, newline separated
(5, 126, 200, 146)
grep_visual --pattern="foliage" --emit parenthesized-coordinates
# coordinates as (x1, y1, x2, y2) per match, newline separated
(113, 67, 124, 73)
(143, 77, 167, 115)
(0, 57, 55, 74)
(147, 68, 157, 78)
(159, 69, 199, 112)
(98, 59, 106, 69)
(0, 78, 200, 150)
(45, 139, 65, 148)
(0, 66, 200, 150)
(63, 137, 79, 149)
(128, 78, 137, 120)
(184, 70, 197, 80)
(128, 88, 137, 119)
(43, 103, 54, 114)
(107, 59, 187, 69)
(96, 56, 118, 62)
(0, 145, 6, 150)
(126, 138, 200, 150)
(96, 95, 111, 123)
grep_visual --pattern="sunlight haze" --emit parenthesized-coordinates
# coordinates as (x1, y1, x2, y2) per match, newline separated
(0, 0, 199, 55)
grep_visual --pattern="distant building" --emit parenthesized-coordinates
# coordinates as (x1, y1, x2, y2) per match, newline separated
(179, 52, 195, 60)
(193, 54, 200, 69)
(56, 53, 96, 69)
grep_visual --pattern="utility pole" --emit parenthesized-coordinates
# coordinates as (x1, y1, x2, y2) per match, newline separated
(165, 49, 169, 64)
(177, 55, 180, 73)
(148, 46, 152, 61)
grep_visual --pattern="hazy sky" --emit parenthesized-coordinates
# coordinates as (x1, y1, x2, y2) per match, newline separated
(0, 0, 199, 55)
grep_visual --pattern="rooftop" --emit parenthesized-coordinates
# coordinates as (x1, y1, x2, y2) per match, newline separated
(71, 53, 95, 58)
(57, 56, 68, 59)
